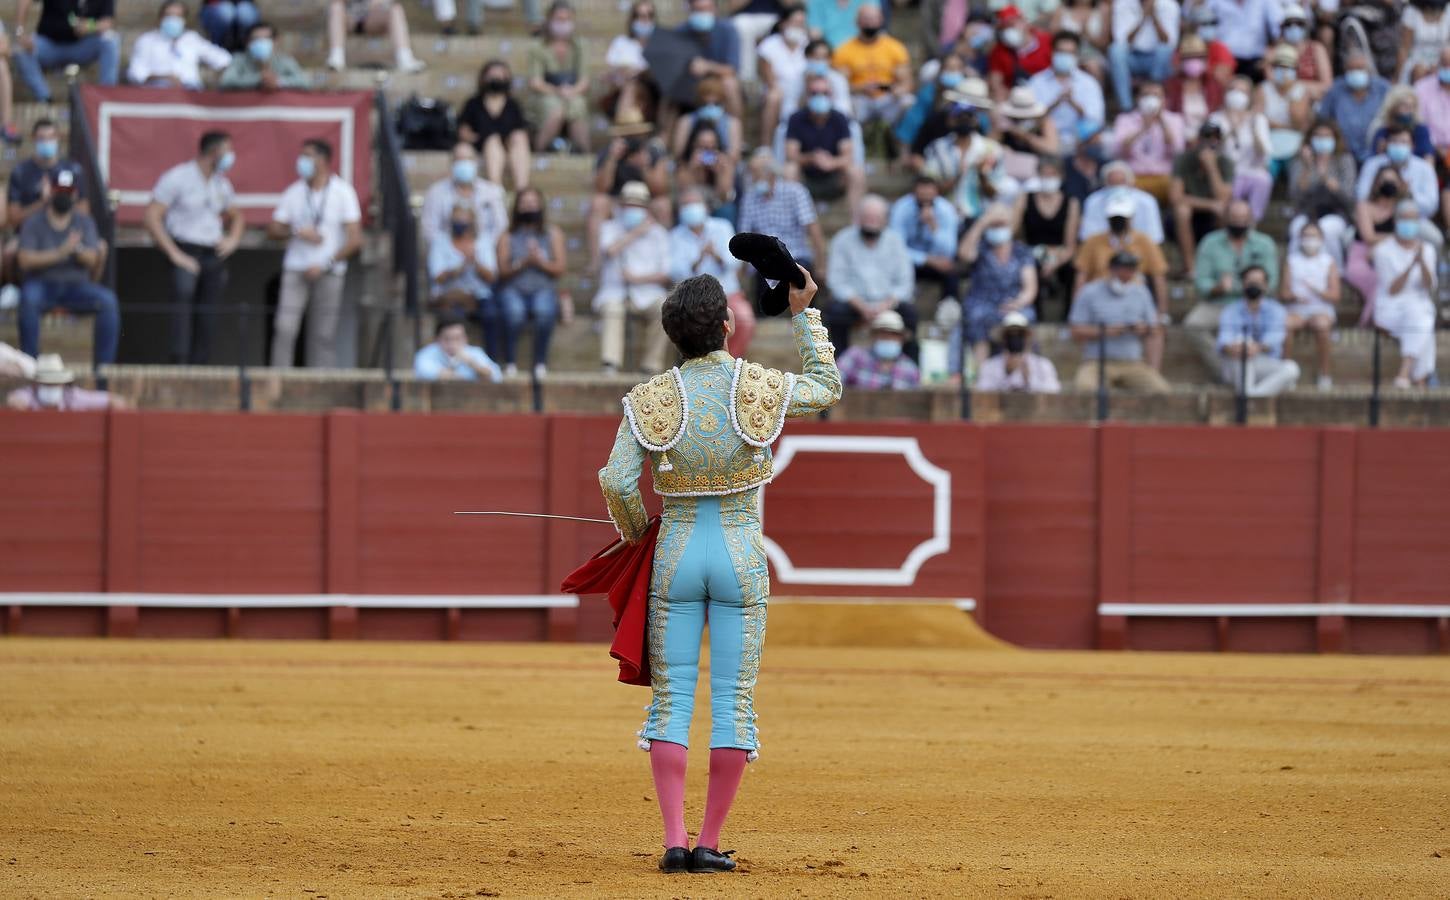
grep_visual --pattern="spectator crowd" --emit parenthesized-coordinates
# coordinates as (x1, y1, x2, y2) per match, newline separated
(5, 0, 1450, 397)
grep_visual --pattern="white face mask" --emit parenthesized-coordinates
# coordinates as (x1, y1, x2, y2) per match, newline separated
(36, 385, 65, 407)
(784, 26, 807, 44)
(1138, 94, 1162, 115)
(1299, 237, 1322, 255)
(1224, 89, 1250, 111)
(1037, 177, 1062, 193)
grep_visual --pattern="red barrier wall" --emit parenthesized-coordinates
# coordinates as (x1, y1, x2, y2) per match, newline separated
(2, 411, 1448, 653)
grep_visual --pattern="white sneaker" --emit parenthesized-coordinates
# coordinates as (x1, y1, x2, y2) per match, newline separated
(1316, 374, 1332, 391)
(532, 363, 547, 380)
(0, 284, 18, 310)
(326, 48, 346, 71)
(396, 53, 426, 74)
(504, 362, 518, 377)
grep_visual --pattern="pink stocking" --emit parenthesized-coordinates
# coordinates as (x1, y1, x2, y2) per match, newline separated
(649, 740, 689, 849)
(697, 748, 748, 850)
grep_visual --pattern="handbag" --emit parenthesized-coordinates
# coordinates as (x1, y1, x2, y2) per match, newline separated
(396, 95, 457, 151)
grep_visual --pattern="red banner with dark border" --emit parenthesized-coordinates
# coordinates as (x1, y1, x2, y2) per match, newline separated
(80, 85, 373, 228)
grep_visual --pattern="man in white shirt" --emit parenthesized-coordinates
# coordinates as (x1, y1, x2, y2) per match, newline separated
(419, 141, 508, 251)
(143, 130, 244, 364)
(127, 1, 231, 89)
(1079, 162, 1164, 243)
(1026, 31, 1106, 154)
(594, 181, 672, 374)
(668, 185, 755, 356)
(1209, 0, 1282, 76)
(265, 139, 362, 368)
(1107, 0, 1179, 112)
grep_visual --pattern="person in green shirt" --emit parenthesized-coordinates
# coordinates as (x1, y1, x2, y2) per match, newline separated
(219, 21, 309, 91)
(1185, 198, 1280, 330)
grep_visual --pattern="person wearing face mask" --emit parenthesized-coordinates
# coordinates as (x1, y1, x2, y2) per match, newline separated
(1372, 200, 1439, 387)
(1355, 124, 1440, 217)
(1169, 122, 1235, 277)
(1189, 198, 1280, 331)
(831, 4, 914, 129)
(1367, 88, 1437, 161)
(6, 120, 86, 238)
(459, 61, 533, 190)
(908, 72, 990, 169)
(1080, 161, 1164, 243)
(127, 1, 231, 89)
(604, 0, 659, 124)
(265, 139, 363, 369)
(784, 74, 867, 211)
(1411, 45, 1450, 156)
(825, 194, 917, 353)
(1316, 51, 1390, 162)
(496, 188, 569, 380)
(1106, 0, 1180, 113)
(16, 169, 118, 370)
(427, 204, 504, 362)
(758, 6, 811, 138)
(219, 21, 309, 91)
(1289, 118, 1357, 234)
(891, 175, 962, 305)
(1208, 74, 1274, 218)
(1026, 31, 1105, 154)
(974, 311, 1061, 392)
(1274, 4, 1331, 99)
(421, 143, 509, 257)
(595, 181, 673, 374)
(1258, 43, 1311, 173)
(1398, 0, 1450, 85)
(324, 0, 425, 74)
(527, 1, 592, 154)
(1068, 251, 1170, 392)
(894, 53, 968, 157)
(679, 0, 744, 118)
(6, 353, 121, 411)
(737, 148, 827, 292)
(954, 208, 1036, 372)
(144, 131, 244, 365)
(783, 38, 854, 122)
(834, 308, 922, 389)
(668, 186, 756, 356)
(1112, 82, 1185, 203)
(671, 76, 743, 164)
(1344, 167, 1411, 323)
(1180, 7, 1235, 87)
(986, 6, 1054, 98)
(1074, 192, 1170, 367)
(1279, 220, 1340, 388)
(1216, 264, 1300, 396)
(1166, 34, 1225, 136)
(589, 112, 670, 267)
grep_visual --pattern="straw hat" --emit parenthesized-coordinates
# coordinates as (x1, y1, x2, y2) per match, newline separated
(608, 107, 654, 137)
(619, 180, 651, 205)
(871, 309, 907, 335)
(1000, 86, 1046, 120)
(1179, 34, 1207, 58)
(32, 353, 75, 385)
(944, 75, 994, 111)
(1269, 43, 1300, 69)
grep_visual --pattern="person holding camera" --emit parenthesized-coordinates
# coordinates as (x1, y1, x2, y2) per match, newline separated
(1067, 251, 1169, 393)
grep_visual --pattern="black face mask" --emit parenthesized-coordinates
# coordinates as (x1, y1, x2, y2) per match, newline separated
(1108, 216, 1130, 235)
(50, 194, 74, 214)
(952, 119, 978, 137)
(1226, 223, 1249, 239)
(1243, 283, 1264, 300)
(1378, 181, 1400, 199)
(1003, 331, 1027, 353)
(516, 210, 541, 225)
(484, 78, 511, 94)
(451, 221, 472, 238)
(859, 25, 881, 38)
(859, 226, 881, 241)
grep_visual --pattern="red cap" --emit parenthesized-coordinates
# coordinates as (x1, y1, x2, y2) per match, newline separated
(996, 5, 1023, 22)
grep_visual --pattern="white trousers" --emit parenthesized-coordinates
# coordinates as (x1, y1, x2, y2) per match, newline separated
(1374, 295, 1437, 381)
(732, 13, 779, 82)
(1220, 355, 1301, 397)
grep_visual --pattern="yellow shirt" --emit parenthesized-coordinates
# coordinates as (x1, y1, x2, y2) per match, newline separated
(831, 35, 909, 93)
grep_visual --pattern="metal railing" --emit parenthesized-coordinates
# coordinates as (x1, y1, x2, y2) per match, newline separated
(66, 79, 116, 290)
(373, 89, 421, 350)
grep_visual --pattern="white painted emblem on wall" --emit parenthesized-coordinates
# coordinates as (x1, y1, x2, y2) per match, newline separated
(761, 435, 951, 586)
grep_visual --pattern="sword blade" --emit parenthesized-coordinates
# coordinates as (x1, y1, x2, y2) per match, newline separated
(453, 511, 615, 525)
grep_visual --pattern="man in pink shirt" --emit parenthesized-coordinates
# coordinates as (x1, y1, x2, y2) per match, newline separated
(1111, 81, 1184, 203)
(6, 353, 120, 410)
(1413, 46, 1450, 155)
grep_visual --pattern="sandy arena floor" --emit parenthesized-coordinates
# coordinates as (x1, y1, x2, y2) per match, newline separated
(2, 628, 1449, 898)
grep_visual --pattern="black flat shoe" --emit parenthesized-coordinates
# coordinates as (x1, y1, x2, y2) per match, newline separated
(658, 846, 690, 873)
(690, 846, 736, 872)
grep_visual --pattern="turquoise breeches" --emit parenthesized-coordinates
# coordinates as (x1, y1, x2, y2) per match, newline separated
(639, 492, 769, 752)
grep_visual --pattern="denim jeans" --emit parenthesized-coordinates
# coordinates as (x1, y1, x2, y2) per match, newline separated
(170, 243, 228, 364)
(497, 284, 557, 366)
(18, 277, 120, 365)
(13, 32, 120, 102)
(198, 1, 259, 48)
(1107, 43, 1174, 112)
(475, 292, 505, 364)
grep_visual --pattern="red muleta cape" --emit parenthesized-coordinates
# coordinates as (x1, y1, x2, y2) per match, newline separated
(559, 517, 660, 686)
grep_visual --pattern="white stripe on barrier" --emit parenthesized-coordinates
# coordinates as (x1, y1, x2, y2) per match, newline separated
(0, 593, 578, 610)
(1098, 603, 1450, 618)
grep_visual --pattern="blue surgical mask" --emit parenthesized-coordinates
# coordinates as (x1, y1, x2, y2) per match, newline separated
(753, 179, 771, 196)
(160, 15, 185, 39)
(1345, 69, 1369, 90)
(1282, 24, 1305, 42)
(985, 225, 1012, 246)
(248, 37, 273, 61)
(872, 339, 902, 360)
(1440, 67, 1450, 85)
(1387, 143, 1411, 164)
(1395, 218, 1420, 240)
(621, 207, 648, 228)
(296, 155, 316, 180)
(1051, 51, 1077, 74)
(1197, 25, 1218, 41)
(217, 150, 236, 172)
(679, 202, 707, 227)
(806, 60, 830, 77)
(35, 138, 58, 160)
(1311, 135, 1336, 154)
(451, 159, 477, 183)
(695, 103, 722, 121)
(939, 71, 964, 89)
(687, 11, 715, 31)
(631, 20, 654, 39)
(807, 94, 832, 116)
